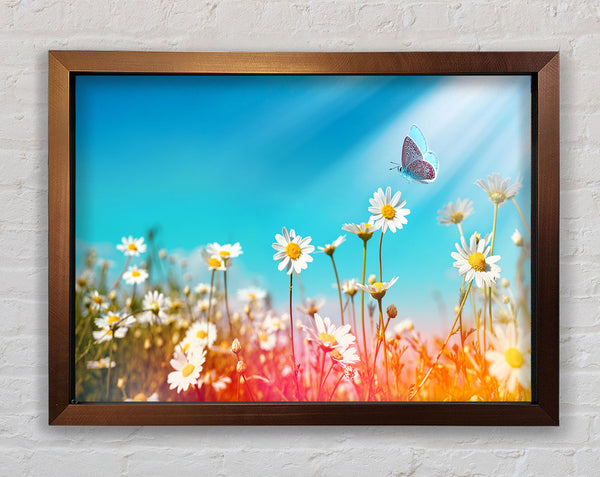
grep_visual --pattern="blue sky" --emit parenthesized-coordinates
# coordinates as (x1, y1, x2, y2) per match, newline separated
(75, 74, 531, 329)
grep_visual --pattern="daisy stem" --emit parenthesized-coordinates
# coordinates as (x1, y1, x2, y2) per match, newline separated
(242, 374, 256, 402)
(378, 231, 384, 282)
(328, 373, 345, 401)
(489, 203, 499, 335)
(511, 197, 531, 236)
(361, 240, 368, 365)
(207, 269, 216, 345)
(289, 274, 301, 400)
(223, 270, 234, 335)
(330, 255, 345, 326)
(110, 256, 131, 291)
(321, 361, 335, 399)
(472, 286, 480, 358)
(350, 296, 360, 360)
(105, 341, 114, 400)
(317, 348, 326, 400)
(378, 298, 390, 397)
(457, 222, 464, 238)
(410, 283, 472, 400)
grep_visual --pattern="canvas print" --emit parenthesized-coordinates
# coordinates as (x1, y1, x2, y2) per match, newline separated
(74, 74, 532, 403)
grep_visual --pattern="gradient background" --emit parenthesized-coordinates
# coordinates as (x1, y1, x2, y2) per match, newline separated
(75, 74, 531, 330)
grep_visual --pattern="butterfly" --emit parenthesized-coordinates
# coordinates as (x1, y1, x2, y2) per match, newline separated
(390, 125, 439, 183)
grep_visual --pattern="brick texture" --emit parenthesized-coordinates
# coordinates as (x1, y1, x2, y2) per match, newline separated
(0, 1, 598, 475)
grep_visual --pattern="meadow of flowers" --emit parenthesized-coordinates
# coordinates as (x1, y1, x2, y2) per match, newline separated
(75, 173, 531, 403)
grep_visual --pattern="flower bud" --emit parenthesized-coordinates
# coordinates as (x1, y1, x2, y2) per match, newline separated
(159, 249, 167, 259)
(183, 285, 190, 296)
(368, 274, 376, 285)
(511, 229, 523, 247)
(108, 290, 117, 301)
(231, 338, 242, 354)
(117, 378, 125, 389)
(386, 304, 398, 319)
(236, 360, 247, 374)
(502, 278, 510, 288)
(502, 295, 510, 304)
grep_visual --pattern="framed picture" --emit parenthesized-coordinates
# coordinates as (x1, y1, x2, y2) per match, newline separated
(48, 51, 559, 425)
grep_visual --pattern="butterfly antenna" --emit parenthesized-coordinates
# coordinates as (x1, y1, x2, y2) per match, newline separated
(389, 161, 401, 171)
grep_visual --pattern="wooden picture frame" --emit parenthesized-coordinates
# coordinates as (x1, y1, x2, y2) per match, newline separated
(49, 51, 559, 425)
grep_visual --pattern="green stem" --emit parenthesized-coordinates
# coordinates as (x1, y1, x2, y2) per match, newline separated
(457, 222, 464, 238)
(105, 341, 114, 400)
(223, 270, 233, 335)
(330, 255, 345, 326)
(289, 274, 301, 400)
(361, 240, 368, 364)
(511, 197, 531, 236)
(489, 203, 498, 334)
(110, 256, 131, 291)
(378, 231, 384, 282)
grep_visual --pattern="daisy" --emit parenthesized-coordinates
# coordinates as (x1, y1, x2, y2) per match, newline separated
(199, 371, 232, 392)
(167, 348, 206, 394)
(272, 226, 315, 275)
(342, 222, 377, 241)
(263, 312, 286, 333)
(92, 312, 134, 343)
(122, 265, 149, 285)
(86, 357, 116, 369)
(368, 186, 410, 233)
(486, 323, 531, 393)
(437, 198, 474, 225)
(181, 320, 217, 352)
(201, 250, 227, 271)
(194, 283, 213, 295)
(304, 313, 356, 352)
(76, 269, 94, 293)
(318, 235, 346, 256)
(356, 277, 398, 301)
(451, 233, 501, 288)
(392, 319, 414, 339)
(116, 236, 147, 256)
(511, 229, 524, 247)
(193, 298, 217, 317)
(340, 278, 359, 297)
(475, 173, 522, 206)
(88, 290, 108, 313)
(237, 286, 267, 303)
(206, 242, 243, 262)
(140, 290, 171, 325)
(257, 330, 277, 351)
(329, 343, 360, 366)
(297, 298, 325, 318)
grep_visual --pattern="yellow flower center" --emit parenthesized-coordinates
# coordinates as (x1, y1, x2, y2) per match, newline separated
(219, 250, 231, 257)
(127, 243, 138, 251)
(248, 293, 256, 300)
(150, 301, 160, 314)
(381, 204, 396, 220)
(318, 332, 337, 347)
(106, 329, 113, 336)
(489, 191, 506, 204)
(504, 347, 524, 368)
(93, 295, 103, 304)
(107, 314, 120, 325)
(259, 332, 269, 342)
(330, 349, 343, 361)
(324, 245, 335, 256)
(307, 306, 319, 316)
(468, 252, 487, 272)
(450, 212, 464, 224)
(286, 242, 302, 260)
(182, 343, 190, 353)
(131, 270, 141, 277)
(196, 329, 208, 339)
(373, 282, 384, 291)
(181, 363, 195, 378)
(133, 393, 147, 401)
(357, 223, 374, 241)
(208, 257, 222, 268)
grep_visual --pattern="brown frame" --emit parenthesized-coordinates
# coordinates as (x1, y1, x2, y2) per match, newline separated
(48, 51, 559, 425)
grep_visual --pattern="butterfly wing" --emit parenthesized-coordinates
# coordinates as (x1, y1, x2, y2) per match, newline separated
(423, 151, 439, 174)
(404, 159, 437, 183)
(401, 135, 423, 169)
(409, 125, 427, 154)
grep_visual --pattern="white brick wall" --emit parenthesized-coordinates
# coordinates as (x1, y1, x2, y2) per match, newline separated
(0, 1, 598, 475)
